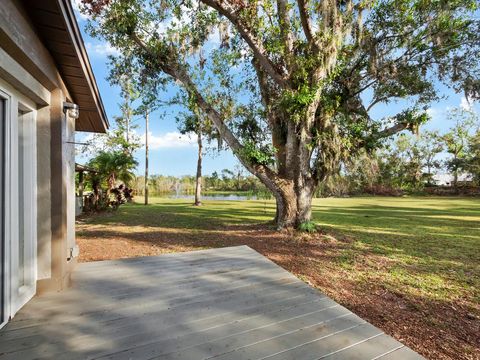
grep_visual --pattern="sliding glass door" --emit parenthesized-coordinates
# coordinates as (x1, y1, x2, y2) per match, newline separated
(0, 98, 5, 328)
(0, 85, 37, 325)
(14, 107, 36, 310)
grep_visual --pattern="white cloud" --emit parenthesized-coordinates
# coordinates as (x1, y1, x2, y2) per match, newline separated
(85, 42, 120, 58)
(140, 131, 197, 149)
(71, 0, 90, 20)
(426, 107, 438, 117)
(460, 96, 475, 111)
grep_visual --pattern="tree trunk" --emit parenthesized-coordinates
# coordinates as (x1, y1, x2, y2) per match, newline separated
(426, 163, 431, 185)
(194, 128, 203, 206)
(295, 183, 314, 224)
(271, 177, 315, 229)
(92, 180, 100, 209)
(171, 60, 319, 229)
(453, 153, 459, 189)
(78, 171, 84, 211)
(236, 170, 241, 190)
(144, 109, 149, 205)
(107, 173, 116, 192)
(273, 181, 297, 228)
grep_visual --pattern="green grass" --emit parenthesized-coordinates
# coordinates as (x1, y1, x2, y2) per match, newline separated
(310, 197, 480, 303)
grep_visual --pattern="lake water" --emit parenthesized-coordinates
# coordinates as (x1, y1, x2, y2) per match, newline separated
(168, 194, 258, 201)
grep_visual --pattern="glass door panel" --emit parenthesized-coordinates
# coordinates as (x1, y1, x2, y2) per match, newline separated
(0, 99, 5, 327)
(18, 110, 25, 288)
(14, 107, 36, 311)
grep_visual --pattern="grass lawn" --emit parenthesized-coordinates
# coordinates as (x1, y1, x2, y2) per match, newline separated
(76, 196, 480, 360)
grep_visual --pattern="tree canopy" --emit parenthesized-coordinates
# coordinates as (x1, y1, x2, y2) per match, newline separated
(81, 0, 480, 228)
(88, 150, 138, 190)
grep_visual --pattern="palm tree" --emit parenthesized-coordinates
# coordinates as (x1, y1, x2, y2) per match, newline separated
(88, 150, 138, 193)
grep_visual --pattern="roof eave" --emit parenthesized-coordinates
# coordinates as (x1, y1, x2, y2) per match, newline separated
(57, 0, 109, 133)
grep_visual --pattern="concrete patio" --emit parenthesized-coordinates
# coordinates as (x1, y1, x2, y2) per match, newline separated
(0, 246, 423, 359)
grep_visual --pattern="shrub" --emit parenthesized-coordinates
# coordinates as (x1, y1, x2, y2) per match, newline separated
(298, 221, 317, 233)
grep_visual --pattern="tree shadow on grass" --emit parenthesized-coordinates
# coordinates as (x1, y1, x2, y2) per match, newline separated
(310, 204, 479, 261)
(78, 199, 479, 270)
(78, 201, 275, 230)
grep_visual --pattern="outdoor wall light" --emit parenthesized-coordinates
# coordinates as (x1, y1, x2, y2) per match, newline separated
(63, 102, 80, 119)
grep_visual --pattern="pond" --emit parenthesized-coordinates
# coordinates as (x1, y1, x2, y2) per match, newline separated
(167, 193, 258, 201)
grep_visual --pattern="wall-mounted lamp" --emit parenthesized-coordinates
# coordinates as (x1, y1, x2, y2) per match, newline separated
(63, 102, 80, 119)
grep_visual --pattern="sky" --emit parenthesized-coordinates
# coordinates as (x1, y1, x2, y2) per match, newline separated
(72, 4, 478, 178)
(75, 20, 239, 177)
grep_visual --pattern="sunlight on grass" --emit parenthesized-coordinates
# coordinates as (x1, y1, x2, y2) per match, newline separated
(309, 196, 480, 305)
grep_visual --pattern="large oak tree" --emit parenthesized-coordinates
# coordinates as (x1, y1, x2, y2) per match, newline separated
(82, 0, 480, 228)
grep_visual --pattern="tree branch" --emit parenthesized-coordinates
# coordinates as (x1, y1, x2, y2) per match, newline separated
(366, 96, 389, 112)
(373, 123, 409, 140)
(200, 0, 289, 88)
(252, 58, 274, 115)
(297, 0, 314, 43)
(130, 31, 285, 190)
(176, 65, 285, 187)
(277, 0, 294, 54)
(131, 34, 241, 150)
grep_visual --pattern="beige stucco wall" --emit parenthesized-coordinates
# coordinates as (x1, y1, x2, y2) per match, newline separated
(0, 0, 77, 292)
(36, 105, 52, 280)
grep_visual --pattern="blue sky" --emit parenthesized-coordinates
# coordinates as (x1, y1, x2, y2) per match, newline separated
(73, 6, 478, 177)
(76, 18, 239, 177)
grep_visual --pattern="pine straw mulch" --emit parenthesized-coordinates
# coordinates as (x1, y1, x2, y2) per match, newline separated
(76, 220, 480, 360)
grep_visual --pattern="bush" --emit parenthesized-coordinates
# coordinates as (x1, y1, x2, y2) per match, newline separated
(83, 184, 134, 213)
(298, 221, 318, 233)
(362, 184, 403, 196)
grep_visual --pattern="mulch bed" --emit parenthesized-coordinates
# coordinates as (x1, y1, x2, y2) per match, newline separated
(76, 221, 480, 360)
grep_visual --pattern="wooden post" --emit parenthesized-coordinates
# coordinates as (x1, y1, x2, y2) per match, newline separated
(144, 109, 149, 205)
(126, 105, 130, 144)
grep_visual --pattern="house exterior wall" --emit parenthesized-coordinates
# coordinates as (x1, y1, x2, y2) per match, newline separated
(36, 105, 52, 280)
(45, 88, 73, 293)
(0, 0, 78, 302)
(0, 0, 65, 92)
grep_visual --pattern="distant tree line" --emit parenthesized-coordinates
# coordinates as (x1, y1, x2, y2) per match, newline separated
(319, 108, 480, 196)
(132, 107, 480, 198)
(81, 103, 479, 204)
(133, 167, 270, 197)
